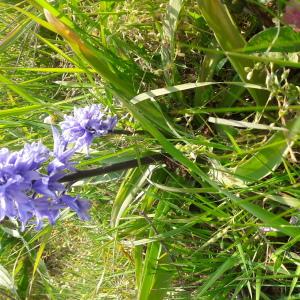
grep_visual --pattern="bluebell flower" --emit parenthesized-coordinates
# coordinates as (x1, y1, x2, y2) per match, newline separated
(0, 137, 90, 230)
(34, 125, 77, 200)
(59, 104, 117, 151)
(59, 195, 90, 221)
(0, 146, 44, 228)
(32, 195, 90, 230)
(31, 196, 61, 230)
(48, 126, 76, 175)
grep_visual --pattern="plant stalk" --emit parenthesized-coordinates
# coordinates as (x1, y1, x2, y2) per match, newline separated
(59, 154, 167, 183)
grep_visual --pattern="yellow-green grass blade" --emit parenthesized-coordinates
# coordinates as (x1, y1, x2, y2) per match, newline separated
(0, 3, 55, 33)
(0, 18, 33, 52)
(289, 265, 300, 298)
(0, 94, 92, 118)
(0, 67, 94, 73)
(180, 43, 300, 69)
(0, 73, 44, 104)
(177, 105, 300, 115)
(28, 227, 52, 296)
(34, 33, 79, 67)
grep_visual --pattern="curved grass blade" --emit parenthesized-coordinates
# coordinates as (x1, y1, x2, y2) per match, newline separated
(0, 73, 44, 104)
(0, 265, 17, 296)
(137, 201, 173, 300)
(111, 165, 156, 227)
(131, 81, 267, 104)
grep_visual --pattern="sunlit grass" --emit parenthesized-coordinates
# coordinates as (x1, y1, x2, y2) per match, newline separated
(0, 0, 300, 299)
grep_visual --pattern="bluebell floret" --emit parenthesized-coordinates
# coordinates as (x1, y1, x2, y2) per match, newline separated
(59, 104, 117, 151)
(48, 126, 76, 175)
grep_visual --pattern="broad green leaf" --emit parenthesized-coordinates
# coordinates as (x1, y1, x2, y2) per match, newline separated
(244, 26, 300, 53)
(234, 116, 300, 182)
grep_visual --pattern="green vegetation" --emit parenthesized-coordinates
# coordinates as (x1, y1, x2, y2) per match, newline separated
(0, 0, 300, 299)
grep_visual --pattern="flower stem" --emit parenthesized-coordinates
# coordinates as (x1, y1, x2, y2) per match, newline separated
(59, 153, 167, 183)
(111, 129, 145, 135)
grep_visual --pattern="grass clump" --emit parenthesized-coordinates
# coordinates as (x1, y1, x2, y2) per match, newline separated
(0, 0, 300, 299)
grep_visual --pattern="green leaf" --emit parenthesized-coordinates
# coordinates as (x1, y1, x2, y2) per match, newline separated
(137, 201, 173, 300)
(234, 116, 300, 183)
(244, 26, 300, 53)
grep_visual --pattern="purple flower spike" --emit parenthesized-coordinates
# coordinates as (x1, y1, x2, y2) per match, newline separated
(0, 139, 91, 230)
(0, 105, 114, 229)
(31, 197, 62, 230)
(59, 104, 117, 151)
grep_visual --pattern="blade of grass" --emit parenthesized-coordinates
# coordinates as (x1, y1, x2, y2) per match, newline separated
(198, 0, 269, 106)
(111, 166, 156, 227)
(0, 73, 44, 104)
(195, 253, 240, 298)
(161, 0, 185, 84)
(0, 18, 33, 52)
